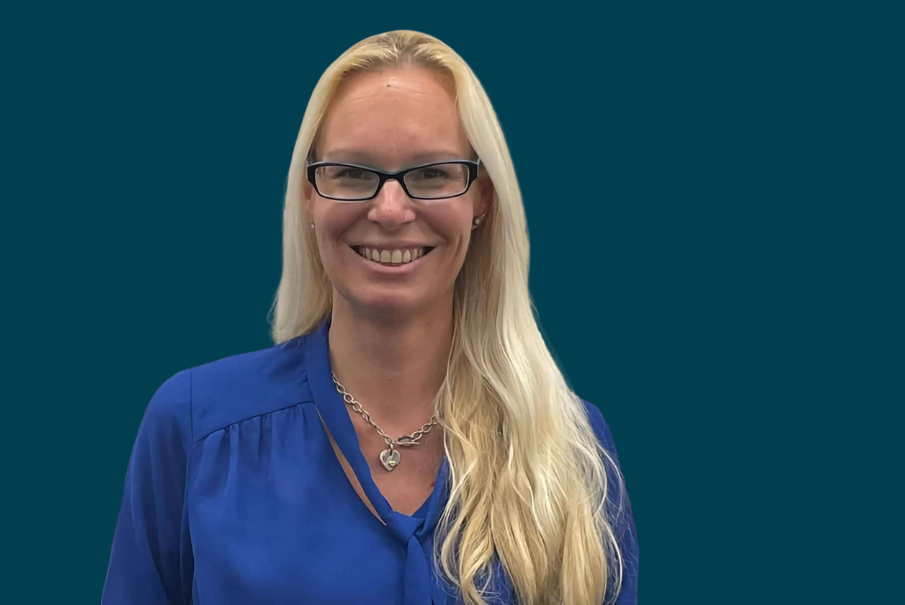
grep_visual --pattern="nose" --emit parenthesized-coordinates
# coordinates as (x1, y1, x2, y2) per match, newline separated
(367, 178, 415, 230)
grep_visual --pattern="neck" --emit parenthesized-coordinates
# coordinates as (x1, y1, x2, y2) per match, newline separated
(327, 295, 454, 428)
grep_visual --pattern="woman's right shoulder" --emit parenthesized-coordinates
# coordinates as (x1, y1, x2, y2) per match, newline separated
(147, 335, 314, 446)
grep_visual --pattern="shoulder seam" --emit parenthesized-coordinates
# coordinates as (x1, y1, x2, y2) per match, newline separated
(190, 400, 316, 448)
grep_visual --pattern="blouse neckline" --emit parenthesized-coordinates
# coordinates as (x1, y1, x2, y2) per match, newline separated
(303, 314, 451, 542)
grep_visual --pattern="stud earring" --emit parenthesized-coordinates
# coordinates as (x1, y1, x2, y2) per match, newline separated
(309, 223, 315, 230)
(471, 214, 487, 230)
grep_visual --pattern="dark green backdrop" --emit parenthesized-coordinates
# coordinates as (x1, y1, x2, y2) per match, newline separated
(4, 2, 898, 604)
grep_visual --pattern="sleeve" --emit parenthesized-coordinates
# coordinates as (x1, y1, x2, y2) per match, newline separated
(582, 400, 640, 605)
(102, 369, 195, 604)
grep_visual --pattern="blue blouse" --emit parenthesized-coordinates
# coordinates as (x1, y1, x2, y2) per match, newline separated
(102, 316, 638, 604)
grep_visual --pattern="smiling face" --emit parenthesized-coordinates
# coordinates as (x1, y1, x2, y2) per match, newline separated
(304, 66, 491, 318)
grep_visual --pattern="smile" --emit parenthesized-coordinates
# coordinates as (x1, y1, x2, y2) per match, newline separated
(352, 246, 435, 266)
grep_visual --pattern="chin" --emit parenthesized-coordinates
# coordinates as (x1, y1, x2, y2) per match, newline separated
(342, 289, 427, 316)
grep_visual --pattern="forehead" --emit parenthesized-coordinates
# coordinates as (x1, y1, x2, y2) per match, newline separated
(316, 66, 471, 169)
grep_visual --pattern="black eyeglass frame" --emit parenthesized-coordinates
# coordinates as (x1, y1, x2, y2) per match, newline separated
(306, 158, 481, 202)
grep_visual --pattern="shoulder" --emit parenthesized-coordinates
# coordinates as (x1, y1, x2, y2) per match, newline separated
(578, 398, 620, 461)
(149, 334, 315, 446)
(579, 397, 639, 587)
(139, 368, 193, 450)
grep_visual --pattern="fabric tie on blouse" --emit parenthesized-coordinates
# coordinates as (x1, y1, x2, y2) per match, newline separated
(305, 316, 459, 605)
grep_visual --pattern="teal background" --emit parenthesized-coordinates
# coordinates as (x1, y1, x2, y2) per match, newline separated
(3, 2, 899, 604)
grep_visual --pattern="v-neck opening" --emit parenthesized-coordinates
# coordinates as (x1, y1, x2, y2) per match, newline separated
(304, 315, 450, 535)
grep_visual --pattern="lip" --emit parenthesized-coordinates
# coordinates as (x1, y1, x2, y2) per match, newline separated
(349, 245, 433, 274)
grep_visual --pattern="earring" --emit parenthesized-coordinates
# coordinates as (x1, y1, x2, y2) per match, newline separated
(471, 214, 486, 230)
(309, 223, 315, 230)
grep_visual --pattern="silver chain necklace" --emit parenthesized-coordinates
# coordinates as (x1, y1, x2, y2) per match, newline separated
(332, 373, 440, 472)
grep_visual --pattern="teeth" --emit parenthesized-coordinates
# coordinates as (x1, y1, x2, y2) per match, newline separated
(356, 246, 429, 265)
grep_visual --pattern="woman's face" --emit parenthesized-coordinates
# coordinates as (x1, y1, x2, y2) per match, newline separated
(305, 66, 491, 317)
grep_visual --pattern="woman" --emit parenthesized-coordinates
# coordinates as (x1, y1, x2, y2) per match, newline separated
(103, 30, 638, 605)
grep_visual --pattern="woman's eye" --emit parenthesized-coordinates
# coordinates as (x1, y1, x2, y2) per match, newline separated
(414, 168, 448, 180)
(336, 169, 366, 179)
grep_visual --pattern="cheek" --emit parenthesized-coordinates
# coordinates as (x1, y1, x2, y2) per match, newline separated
(425, 207, 473, 241)
(313, 205, 363, 244)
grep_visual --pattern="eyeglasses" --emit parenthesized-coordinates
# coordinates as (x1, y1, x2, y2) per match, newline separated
(306, 159, 481, 202)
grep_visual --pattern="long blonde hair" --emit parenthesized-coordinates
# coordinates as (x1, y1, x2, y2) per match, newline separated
(269, 30, 627, 605)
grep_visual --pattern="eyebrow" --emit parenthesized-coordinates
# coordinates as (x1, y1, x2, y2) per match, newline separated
(318, 149, 473, 167)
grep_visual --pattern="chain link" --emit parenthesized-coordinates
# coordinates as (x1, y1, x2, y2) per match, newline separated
(332, 373, 439, 451)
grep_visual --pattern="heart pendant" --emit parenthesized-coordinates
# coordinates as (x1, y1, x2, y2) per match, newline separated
(380, 448, 401, 472)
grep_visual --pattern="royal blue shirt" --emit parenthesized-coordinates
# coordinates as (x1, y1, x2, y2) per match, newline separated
(102, 316, 639, 604)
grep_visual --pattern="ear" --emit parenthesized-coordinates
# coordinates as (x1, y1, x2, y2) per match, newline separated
(474, 173, 494, 218)
(302, 178, 315, 225)
(303, 143, 318, 224)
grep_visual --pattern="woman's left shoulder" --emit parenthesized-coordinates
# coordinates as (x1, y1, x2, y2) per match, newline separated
(578, 397, 620, 458)
(579, 397, 640, 602)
